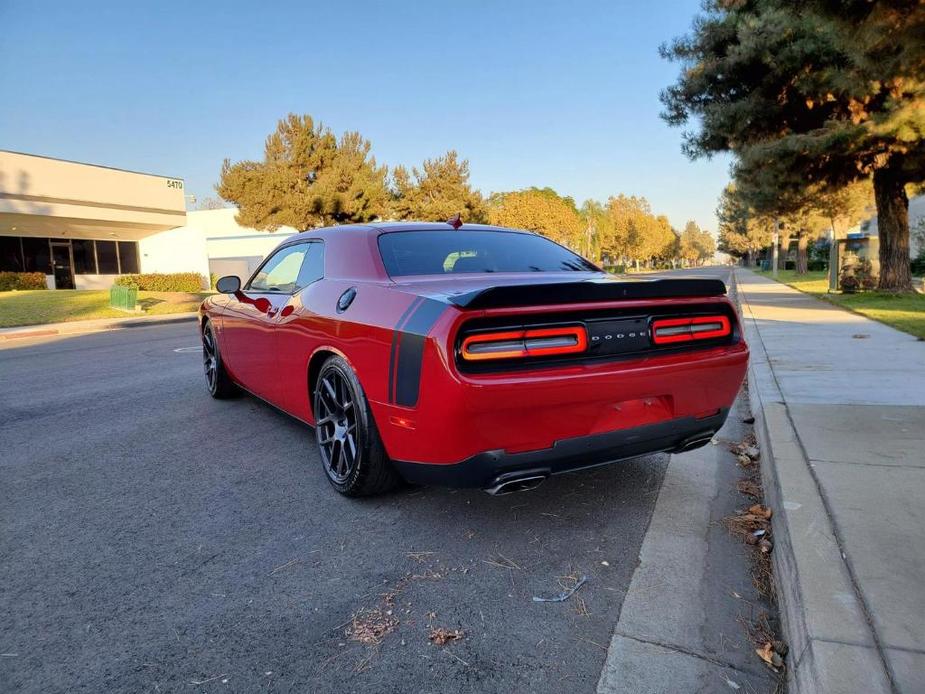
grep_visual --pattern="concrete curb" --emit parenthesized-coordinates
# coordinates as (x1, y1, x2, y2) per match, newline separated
(734, 270, 894, 694)
(0, 312, 198, 341)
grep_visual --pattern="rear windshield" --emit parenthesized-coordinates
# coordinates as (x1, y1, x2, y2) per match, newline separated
(378, 230, 599, 277)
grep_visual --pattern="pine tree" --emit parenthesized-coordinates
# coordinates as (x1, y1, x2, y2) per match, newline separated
(217, 114, 388, 231)
(662, 1, 925, 290)
(389, 151, 486, 223)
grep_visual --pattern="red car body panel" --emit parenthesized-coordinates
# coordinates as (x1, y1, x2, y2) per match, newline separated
(200, 223, 748, 487)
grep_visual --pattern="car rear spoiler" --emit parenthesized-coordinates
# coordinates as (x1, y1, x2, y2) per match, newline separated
(446, 278, 728, 310)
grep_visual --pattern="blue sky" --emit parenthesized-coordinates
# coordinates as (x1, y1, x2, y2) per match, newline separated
(0, 0, 730, 232)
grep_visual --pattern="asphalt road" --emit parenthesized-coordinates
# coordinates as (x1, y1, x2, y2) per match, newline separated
(0, 319, 670, 693)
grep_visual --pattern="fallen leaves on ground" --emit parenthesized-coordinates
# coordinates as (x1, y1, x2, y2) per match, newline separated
(755, 641, 785, 671)
(723, 511, 770, 536)
(428, 628, 464, 646)
(725, 491, 776, 595)
(738, 613, 787, 672)
(346, 608, 398, 646)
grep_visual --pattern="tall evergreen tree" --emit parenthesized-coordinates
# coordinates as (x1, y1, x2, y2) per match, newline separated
(661, 1, 925, 290)
(217, 114, 388, 231)
(389, 151, 486, 222)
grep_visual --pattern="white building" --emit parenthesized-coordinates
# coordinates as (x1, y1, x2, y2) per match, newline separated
(137, 208, 298, 285)
(0, 151, 294, 289)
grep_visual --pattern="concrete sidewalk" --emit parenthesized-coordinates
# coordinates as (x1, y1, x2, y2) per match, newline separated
(736, 269, 925, 693)
(0, 312, 197, 341)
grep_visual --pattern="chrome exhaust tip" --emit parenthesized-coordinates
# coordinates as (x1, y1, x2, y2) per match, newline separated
(484, 472, 549, 496)
(671, 433, 715, 454)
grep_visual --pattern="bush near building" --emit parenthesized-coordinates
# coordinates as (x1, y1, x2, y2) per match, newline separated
(0, 272, 48, 291)
(114, 272, 206, 292)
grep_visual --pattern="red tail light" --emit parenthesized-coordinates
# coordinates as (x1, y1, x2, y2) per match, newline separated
(651, 315, 732, 345)
(460, 325, 588, 361)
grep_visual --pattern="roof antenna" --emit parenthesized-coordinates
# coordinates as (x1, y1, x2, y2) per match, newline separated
(447, 213, 463, 230)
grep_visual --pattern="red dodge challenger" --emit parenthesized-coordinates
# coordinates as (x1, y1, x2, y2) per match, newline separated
(199, 220, 748, 497)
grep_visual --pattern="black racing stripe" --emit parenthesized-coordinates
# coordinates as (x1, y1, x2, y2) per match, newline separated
(394, 299, 447, 407)
(394, 333, 426, 407)
(402, 298, 447, 337)
(387, 296, 425, 403)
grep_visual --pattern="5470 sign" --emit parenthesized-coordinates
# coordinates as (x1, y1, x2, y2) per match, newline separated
(166, 179, 183, 189)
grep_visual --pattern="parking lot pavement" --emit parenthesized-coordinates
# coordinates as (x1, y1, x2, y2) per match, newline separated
(0, 323, 669, 693)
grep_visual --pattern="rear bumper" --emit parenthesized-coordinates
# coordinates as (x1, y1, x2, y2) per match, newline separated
(392, 408, 728, 489)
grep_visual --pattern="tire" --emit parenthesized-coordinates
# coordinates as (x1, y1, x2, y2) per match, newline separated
(202, 320, 238, 399)
(313, 355, 400, 497)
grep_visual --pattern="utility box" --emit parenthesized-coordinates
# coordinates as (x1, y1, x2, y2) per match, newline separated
(110, 284, 138, 312)
(830, 234, 879, 291)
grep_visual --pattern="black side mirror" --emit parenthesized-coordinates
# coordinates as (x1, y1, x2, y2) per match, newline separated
(216, 275, 241, 294)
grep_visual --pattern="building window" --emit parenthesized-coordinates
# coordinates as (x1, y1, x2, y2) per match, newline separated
(0, 236, 23, 272)
(96, 240, 119, 274)
(117, 241, 139, 274)
(72, 239, 97, 274)
(22, 238, 51, 274)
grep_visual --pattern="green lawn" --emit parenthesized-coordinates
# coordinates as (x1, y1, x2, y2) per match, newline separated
(0, 290, 211, 329)
(756, 269, 925, 339)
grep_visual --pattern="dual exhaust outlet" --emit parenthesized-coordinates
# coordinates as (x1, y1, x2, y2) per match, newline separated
(481, 430, 716, 496)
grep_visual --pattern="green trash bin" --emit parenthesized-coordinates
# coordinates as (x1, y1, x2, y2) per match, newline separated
(110, 284, 138, 311)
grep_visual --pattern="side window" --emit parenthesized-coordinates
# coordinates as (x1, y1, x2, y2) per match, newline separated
(296, 242, 325, 287)
(248, 244, 309, 293)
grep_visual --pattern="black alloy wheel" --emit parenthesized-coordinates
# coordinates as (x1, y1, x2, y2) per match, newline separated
(315, 368, 359, 484)
(203, 328, 218, 391)
(313, 355, 401, 496)
(202, 321, 238, 399)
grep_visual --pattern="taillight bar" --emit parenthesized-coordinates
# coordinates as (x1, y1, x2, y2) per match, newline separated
(651, 315, 732, 345)
(460, 325, 588, 361)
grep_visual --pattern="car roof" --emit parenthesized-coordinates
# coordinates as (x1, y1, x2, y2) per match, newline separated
(277, 221, 555, 282)
(287, 221, 534, 241)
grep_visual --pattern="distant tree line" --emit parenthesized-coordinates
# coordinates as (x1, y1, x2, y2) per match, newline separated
(216, 114, 715, 268)
(661, 0, 925, 290)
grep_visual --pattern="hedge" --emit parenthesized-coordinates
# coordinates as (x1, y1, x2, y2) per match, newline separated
(0, 272, 48, 291)
(114, 272, 206, 292)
